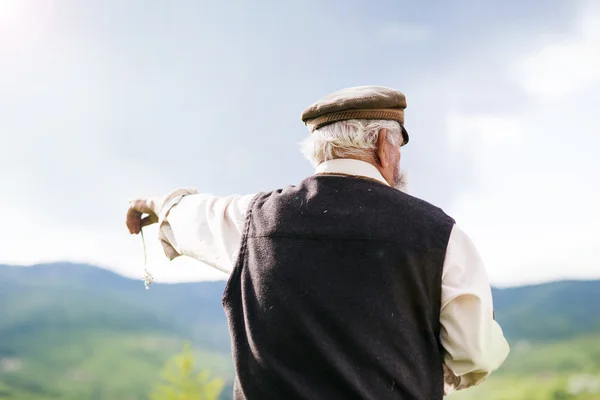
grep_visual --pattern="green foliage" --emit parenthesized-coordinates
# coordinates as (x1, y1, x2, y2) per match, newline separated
(2, 263, 600, 400)
(492, 280, 600, 342)
(449, 333, 600, 400)
(448, 374, 600, 400)
(150, 342, 225, 400)
(0, 330, 231, 400)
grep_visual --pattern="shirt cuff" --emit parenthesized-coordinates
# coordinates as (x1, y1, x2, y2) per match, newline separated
(157, 188, 199, 260)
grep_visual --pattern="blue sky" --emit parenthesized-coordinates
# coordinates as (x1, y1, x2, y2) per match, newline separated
(1, 0, 599, 287)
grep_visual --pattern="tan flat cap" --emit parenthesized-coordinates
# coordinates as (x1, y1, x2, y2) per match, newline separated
(301, 85, 409, 146)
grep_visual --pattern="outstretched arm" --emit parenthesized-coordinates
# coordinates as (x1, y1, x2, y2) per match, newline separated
(158, 191, 256, 273)
(126, 189, 256, 274)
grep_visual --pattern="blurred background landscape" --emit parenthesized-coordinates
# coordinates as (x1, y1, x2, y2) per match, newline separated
(1, 262, 599, 399)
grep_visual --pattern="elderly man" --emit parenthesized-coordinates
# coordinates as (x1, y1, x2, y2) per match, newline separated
(126, 86, 509, 399)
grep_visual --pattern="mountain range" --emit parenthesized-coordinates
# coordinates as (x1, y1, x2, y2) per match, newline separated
(1, 262, 599, 400)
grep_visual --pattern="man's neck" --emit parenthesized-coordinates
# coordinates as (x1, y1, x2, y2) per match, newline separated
(314, 159, 389, 187)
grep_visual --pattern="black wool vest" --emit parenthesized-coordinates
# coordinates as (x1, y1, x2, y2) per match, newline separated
(222, 174, 455, 400)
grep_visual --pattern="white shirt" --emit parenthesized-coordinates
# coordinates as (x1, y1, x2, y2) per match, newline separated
(157, 159, 510, 394)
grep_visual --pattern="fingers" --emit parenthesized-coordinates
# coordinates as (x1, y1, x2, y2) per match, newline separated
(126, 199, 158, 234)
(141, 214, 159, 228)
(129, 199, 154, 214)
(126, 208, 142, 234)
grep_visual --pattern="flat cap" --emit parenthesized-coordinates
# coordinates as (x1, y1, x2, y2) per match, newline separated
(301, 85, 409, 146)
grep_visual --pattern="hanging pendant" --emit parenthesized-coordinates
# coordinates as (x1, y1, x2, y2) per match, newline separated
(140, 228, 154, 290)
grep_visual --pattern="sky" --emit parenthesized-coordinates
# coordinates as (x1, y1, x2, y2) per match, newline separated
(1, 0, 599, 287)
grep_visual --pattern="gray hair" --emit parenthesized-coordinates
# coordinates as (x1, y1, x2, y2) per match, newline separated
(299, 119, 403, 166)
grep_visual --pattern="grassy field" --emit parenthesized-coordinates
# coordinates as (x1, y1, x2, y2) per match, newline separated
(450, 334, 600, 399)
(0, 329, 233, 400)
(1, 264, 599, 399)
(451, 375, 600, 400)
(2, 330, 600, 399)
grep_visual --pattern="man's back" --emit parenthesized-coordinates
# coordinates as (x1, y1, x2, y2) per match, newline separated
(126, 85, 510, 399)
(223, 174, 455, 400)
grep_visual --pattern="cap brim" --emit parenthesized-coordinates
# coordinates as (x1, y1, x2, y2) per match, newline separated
(401, 125, 409, 146)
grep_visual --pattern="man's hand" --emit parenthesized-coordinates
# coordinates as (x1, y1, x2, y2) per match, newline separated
(126, 197, 162, 234)
(126, 188, 199, 235)
(443, 363, 461, 395)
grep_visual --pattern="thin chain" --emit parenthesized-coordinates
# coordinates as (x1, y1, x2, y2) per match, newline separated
(140, 228, 154, 290)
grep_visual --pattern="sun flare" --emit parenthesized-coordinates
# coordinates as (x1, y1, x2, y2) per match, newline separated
(0, 0, 55, 47)
(0, 0, 25, 23)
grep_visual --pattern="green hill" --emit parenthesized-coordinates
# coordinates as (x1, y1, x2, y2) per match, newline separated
(492, 280, 600, 342)
(450, 332, 600, 400)
(0, 263, 233, 400)
(1, 263, 599, 399)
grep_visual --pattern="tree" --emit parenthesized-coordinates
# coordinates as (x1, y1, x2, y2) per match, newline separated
(550, 389, 571, 400)
(150, 342, 225, 400)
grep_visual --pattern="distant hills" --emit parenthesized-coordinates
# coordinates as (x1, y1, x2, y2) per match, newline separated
(1, 262, 599, 399)
(2, 262, 599, 343)
(0, 262, 230, 352)
(0, 263, 233, 400)
(492, 279, 600, 341)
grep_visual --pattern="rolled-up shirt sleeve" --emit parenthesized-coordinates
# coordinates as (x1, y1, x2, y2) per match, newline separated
(440, 224, 510, 393)
(157, 191, 256, 274)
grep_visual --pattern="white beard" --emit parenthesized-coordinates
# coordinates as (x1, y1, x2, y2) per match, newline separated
(394, 170, 408, 193)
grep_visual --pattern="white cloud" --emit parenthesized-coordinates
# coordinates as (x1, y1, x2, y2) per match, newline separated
(0, 211, 227, 283)
(445, 104, 600, 286)
(446, 114, 522, 162)
(513, 8, 600, 97)
(438, 2, 600, 286)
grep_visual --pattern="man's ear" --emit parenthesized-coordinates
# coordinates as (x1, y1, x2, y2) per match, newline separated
(375, 128, 388, 167)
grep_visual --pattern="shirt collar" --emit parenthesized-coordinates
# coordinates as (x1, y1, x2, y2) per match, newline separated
(314, 159, 389, 186)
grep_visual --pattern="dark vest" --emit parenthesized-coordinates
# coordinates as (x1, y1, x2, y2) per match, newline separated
(222, 174, 455, 400)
